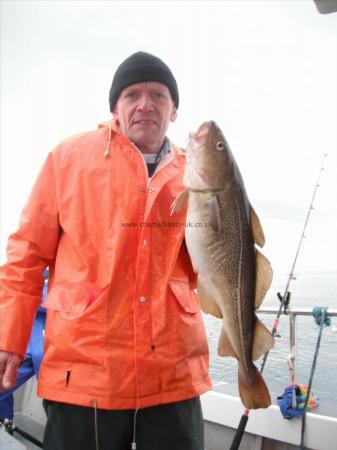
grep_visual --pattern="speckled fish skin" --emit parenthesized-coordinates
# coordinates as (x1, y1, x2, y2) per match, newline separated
(174, 120, 274, 409)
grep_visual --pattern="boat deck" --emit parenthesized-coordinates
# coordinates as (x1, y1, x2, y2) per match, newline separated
(1, 415, 304, 450)
(3, 378, 331, 450)
(3, 370, 337, 450)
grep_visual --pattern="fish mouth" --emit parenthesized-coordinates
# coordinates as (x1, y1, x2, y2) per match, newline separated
(185, 120, 228, 192)
(195, 120, 219, 135)
(188, 120, 220, 151)
(196, 120, 216, 133)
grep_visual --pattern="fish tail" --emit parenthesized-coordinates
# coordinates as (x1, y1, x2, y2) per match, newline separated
(238, 365, 271, 410)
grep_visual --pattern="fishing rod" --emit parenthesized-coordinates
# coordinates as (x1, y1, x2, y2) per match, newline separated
(230, 153, 328, 450)
(0, 419, 43, 448)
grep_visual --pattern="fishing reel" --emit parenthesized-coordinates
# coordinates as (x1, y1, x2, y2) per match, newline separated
(0, 417, 14, 435)
(0, 416, 43, 448)
(273, 292, 292, 338)
(277, 292, 291, 314)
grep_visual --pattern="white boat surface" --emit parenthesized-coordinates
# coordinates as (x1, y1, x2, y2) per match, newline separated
(1, 367, 337, 450)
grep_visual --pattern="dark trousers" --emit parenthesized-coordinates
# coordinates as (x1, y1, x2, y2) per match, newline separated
(43, 397, 204, 450)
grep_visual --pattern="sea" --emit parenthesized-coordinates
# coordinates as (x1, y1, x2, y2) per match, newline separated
(203, 271, 337, 418)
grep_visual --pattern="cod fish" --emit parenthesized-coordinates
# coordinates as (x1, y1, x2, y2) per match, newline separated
(171, 121, 274, 409)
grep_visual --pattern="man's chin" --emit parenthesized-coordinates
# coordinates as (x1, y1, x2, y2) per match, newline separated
(130, 136, 161, 153)
(129, 132, 158, 150)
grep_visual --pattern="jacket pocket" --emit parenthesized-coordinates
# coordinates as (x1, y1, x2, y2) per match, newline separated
(168, 278, 200, 314)
(42, 283, 108, 367)
(43, 283, 109, 314)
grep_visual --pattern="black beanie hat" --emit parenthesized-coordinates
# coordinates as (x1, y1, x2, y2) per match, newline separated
(109, 51, 179, 112)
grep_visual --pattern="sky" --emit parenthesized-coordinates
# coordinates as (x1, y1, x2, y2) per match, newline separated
(1, 0, 337, 278)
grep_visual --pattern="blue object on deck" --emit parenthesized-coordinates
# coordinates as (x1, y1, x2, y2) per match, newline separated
(277, 384, 319, 420)
(0, 271, 48, 420)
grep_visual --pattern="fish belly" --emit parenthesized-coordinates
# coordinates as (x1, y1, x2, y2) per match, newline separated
(186, 191, 256, 372)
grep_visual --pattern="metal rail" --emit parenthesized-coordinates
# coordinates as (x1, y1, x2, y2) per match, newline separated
(257, 307, 337, 316)
(257, 307, 336, 380)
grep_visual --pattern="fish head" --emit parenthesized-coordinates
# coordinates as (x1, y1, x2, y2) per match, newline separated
(184, 120, 233, 191)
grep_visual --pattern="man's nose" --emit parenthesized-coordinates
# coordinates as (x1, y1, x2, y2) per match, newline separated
(137, 94, 154, 111)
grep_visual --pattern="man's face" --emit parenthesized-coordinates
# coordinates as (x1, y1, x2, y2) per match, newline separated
(113, 81, 177, 154)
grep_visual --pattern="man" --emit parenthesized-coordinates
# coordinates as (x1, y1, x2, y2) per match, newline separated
(0, 52, 211, 450)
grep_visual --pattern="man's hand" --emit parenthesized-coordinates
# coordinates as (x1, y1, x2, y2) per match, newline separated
(0, 350, 21, 391)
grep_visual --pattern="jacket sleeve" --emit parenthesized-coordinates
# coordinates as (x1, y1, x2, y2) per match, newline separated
(0, 152, 60, 358)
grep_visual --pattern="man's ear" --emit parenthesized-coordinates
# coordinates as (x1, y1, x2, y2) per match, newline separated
(113, 105, 119, 118)
(170, 106, 177, 123)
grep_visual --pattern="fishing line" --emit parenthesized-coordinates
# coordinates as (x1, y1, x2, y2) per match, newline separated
(230, 153, 328, 450)
(260, 153, 327, 372)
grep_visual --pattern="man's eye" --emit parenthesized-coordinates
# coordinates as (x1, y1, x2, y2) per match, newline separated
(156, 93, 165, 98)
(126, 92, 136, 98)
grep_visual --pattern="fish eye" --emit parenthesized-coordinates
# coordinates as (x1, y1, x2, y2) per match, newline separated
(216, 141, 225, 151)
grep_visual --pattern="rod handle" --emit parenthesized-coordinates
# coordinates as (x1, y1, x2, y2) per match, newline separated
(230, 414, 249, 450)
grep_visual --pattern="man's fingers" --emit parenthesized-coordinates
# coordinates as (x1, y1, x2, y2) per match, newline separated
(0, 358, 6, 378)
(0, 352, 21, 391)
(3, 355, 19, 389)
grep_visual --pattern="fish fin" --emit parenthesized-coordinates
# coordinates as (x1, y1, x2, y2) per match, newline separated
(252, 318, 275, 361)
(197, 279, 223, 319)
(250, 206, 265, 248)
(218, 326, 237, 358)
(238, 365, 271, 409)
(170, 189, 189, 215)
(255, 249, 273, 308)
(206, 195, 222, 233)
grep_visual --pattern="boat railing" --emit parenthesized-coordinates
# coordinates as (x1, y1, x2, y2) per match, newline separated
(203, 307, 337, 449)
(256, 306, 337, 378)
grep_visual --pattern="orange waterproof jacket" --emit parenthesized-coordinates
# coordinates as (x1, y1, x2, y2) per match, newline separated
(0, 121, 211, 409)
